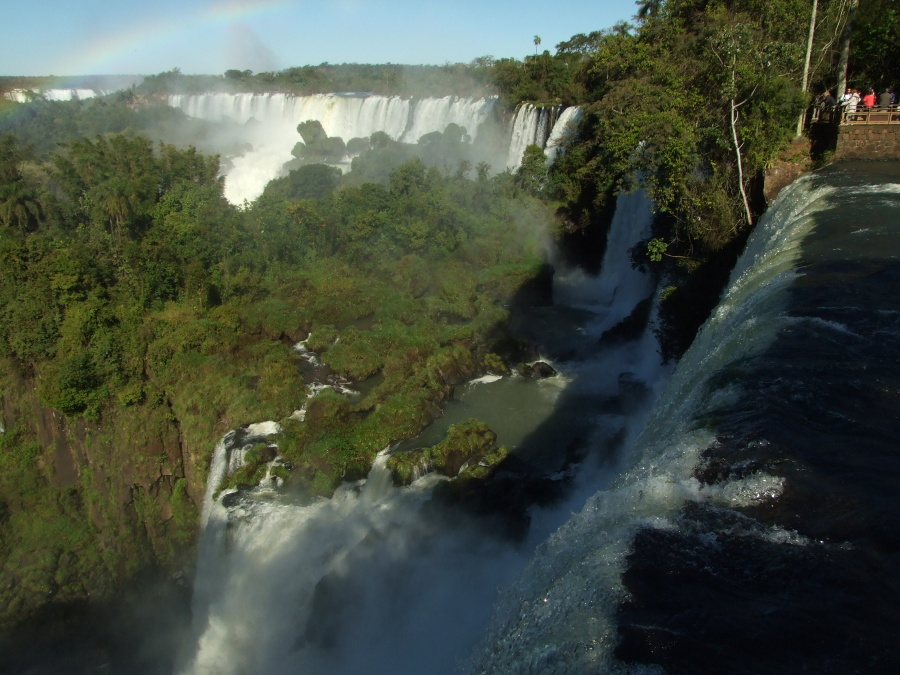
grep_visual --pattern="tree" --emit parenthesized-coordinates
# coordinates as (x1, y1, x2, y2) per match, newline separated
(797, 0, 819, 136)
(835, 0, 859, 98)
(516, 144, 548, 195)
(296, 119, 328, 146)
(847, 0, 900, 92)
(0, 180, 44, 233)
(533, 35, 541, 55)
(635, 0, 663, 22)
(292, 120, 346, 165)
(0, 135, 44, 234)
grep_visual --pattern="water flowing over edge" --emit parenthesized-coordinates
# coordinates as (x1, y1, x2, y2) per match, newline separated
(168, 93, 581, 203)
(464, 171, 839, 674)
(3, 88, 109, 102)
(178, 186, 665, 675)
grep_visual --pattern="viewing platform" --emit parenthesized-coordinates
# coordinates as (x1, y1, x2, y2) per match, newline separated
(810, 105, 900, 160)
(813, 105, 900, 125)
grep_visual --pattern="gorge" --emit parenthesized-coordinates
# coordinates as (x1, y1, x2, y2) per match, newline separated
(3, 0, 900, 670)
(171, 160, 900, 674)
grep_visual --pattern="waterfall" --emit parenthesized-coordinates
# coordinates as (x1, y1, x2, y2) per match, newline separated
(467, 162, 900, 673)
(4, 88, 107, 102)
(505, 104, 583, 170)
(505, 103, 558, 170)
(169, 93, 583, 203)
(543, 106, 583, 165)
(179, 185, 666, 675)
(170, 93, 423, 141)
(554, 187, 655, 336)
(169, 93, 498, 204)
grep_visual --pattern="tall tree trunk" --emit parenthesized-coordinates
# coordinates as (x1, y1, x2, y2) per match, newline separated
(797, 0, 819, 136)
(835, 0, 859, 99)
(729, 57, 753, 227)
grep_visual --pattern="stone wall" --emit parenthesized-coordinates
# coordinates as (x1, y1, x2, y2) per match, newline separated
(834, 123, 900, 160)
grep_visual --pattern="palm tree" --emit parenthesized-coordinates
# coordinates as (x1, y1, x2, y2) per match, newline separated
(92, 177, 135, 243)
(534, 35, 541, 55)
(0, 180, 43, 234)
(635, 0, 663, 22)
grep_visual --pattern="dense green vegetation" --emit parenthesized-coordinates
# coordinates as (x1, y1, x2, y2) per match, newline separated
(387, 418, 508, 486)
(0, 100, 550, 626)
(527, 0, 898, 357)
(132, 63, 496, 98)
(1, 0, 897, 633)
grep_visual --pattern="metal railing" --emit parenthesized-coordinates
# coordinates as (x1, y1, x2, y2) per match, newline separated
(812, 104, 900, 125)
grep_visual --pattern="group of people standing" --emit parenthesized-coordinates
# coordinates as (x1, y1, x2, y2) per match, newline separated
(816, 86, 897, 121)
(840, 87, 896, 110)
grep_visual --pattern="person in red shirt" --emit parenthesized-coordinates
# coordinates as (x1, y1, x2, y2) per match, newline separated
(863, 88, 877, 108)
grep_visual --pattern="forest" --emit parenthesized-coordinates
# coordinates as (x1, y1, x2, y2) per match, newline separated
(0, 0, 898, 635)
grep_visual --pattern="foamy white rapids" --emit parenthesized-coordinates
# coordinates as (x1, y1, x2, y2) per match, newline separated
(200, 421, 282, 528)
(469, 374, 504, 385)
(466, 172, 835, 674)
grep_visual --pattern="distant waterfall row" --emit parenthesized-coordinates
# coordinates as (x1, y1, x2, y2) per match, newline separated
(168, 93, 582, 169)
(166, 92, 582, 203)
(168, 93, 499, 146)
(4, 88, 107, 102)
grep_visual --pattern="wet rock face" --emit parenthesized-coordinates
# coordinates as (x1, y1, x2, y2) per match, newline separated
(598, 296, 654, 347)
(519, 361, 557, 379)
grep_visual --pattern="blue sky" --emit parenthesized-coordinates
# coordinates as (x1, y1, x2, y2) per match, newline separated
(4, 0, 639, 77)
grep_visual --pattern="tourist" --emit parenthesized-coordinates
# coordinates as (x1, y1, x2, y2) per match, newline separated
(878, 88, 893, 109)
(845, 89, 861, 121)
(863, 88, 876, 108)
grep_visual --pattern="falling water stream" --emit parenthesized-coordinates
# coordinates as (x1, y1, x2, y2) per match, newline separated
(177, 187, 665, 675)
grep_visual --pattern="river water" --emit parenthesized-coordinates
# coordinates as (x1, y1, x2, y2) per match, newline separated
(468, 161, 900, 674)
(176, 187, 667, 675)
(8, 160, 897, 675)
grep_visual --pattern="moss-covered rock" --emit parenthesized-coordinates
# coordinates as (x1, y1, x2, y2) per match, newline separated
(482, 352, 510, 376)
(321, 327, 381, 380)
(387, 419, 505, 486)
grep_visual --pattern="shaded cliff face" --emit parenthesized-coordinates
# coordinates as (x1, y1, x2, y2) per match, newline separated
(0, 363, 203, 632)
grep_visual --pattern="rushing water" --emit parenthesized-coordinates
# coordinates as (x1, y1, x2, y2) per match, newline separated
(3, 88, 108, 102)
(468, 161, 900, 674)
(168, 93, 580, 204)
(6, 152, 896, 674)
(177, 187, 665, 675)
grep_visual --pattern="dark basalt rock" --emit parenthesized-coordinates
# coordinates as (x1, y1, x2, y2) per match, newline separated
(598, 296, 654, 347)
(427, 452, 576, 541)
(519, 361, 557, 378)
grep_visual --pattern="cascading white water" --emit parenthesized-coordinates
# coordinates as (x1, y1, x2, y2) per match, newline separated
(181, 187, 666, 675)
(169, 93, 499, 204)
(170, 93, 583, 204)
(554, 187, 656, 338)
(543, 106, 583, 165)
(505, 103, 558, 170)
(3, 88, 107, 102)
(170, 93, 426, 141)
(506, 104, 583, 170)
(465, 172, 833, 674)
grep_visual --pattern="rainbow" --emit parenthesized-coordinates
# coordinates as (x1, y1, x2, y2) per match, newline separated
(47, 0, 290, 81)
